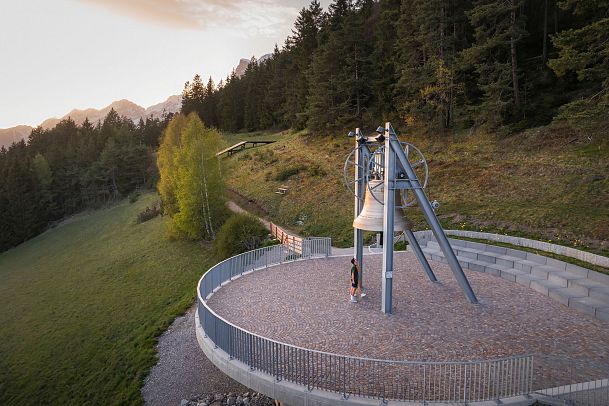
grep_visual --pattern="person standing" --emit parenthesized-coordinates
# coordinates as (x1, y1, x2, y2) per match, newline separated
(350, 258, 360, 303)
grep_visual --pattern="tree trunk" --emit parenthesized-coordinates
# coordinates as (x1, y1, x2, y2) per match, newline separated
(542, 0, 548, 64)
(510, 5, 521, 109)
(355, 46, 360, 117)
(554, 4, 558, 33)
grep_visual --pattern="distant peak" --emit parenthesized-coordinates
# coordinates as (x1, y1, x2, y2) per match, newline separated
(234, 53, 271, 78)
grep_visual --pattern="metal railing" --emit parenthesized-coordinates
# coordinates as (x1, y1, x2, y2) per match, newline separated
(197, 243, 536, 403)
(532, 355, 609, 406)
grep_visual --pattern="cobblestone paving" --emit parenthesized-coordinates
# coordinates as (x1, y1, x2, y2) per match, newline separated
(206, 252, 609, 388)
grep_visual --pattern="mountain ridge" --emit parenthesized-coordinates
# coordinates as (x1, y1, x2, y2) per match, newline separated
(235, 53, 272, 77)
(1, 54, 270, 148)
(0, 95, 182, 148)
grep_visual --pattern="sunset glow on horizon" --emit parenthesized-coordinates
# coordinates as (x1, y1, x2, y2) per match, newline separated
(0, 0, 329, 128)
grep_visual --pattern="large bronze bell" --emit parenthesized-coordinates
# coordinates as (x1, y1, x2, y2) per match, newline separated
(353, 180, 412, 232)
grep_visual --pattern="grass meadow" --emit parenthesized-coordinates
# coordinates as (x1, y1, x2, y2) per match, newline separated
(223, 126, 609, 256)
(0, 193, 214, 405)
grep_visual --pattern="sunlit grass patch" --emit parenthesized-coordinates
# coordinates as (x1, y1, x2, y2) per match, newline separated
(0, 193, 214, 405)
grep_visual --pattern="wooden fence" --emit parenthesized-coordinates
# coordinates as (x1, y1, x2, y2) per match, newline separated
(270, 222, 303, 254)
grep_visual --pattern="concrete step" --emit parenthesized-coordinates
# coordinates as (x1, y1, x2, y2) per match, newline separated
(499, 268, 527, 282)
(513, 259, 543, 273)
(453, 247, 479, 260)
(589, 285, 609, 303)
(483, 263, 509, 277)
(530, 279, 564, 296)
(568, 297, 609, 319)
(421, 247, 438, 256)
(515, 272, 545, 288)
(548, 287, 588, 306)
(426, 240, 440, 250)
(566, 278, 606, 296)
(420, 237, 609, 323)
(588, 270, 609, 285)
(547, 270, 587, 288)
(422, 246, 587, 290)
(427, 243, 523, 273)
(530, 265, 556, 279)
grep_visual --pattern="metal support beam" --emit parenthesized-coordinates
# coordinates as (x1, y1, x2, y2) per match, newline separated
(381, 127, 396, 314)
(404, 229, 437, 282)
(386, 123, 478, 304)
(353, 129, 365, 295)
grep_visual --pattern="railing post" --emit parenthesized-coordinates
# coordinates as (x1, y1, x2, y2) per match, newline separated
(528, 356, 533, 395)
(229, 325, 234, 360)
(463, 364, 468, 401)
(213, 313, 218, 349)
(342, 356, 347, 399)
(307, 351, 311, 391)
(274, 342, 279, 382)
(249, 334, 254, 371)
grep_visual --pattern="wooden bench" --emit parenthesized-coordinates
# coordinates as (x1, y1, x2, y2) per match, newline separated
(275, 185, 289, 195)
(215, 140, 276, 158)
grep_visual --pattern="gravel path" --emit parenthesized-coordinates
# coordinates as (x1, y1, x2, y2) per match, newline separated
(142, 305, 248, 406)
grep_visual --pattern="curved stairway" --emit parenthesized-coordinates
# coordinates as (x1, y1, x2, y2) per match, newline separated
(417, 235, 609, 323)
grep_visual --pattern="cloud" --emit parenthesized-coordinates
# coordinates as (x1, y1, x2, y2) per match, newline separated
(80, 0, 300, 36)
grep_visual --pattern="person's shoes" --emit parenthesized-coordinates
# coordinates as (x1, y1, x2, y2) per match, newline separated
(350, 296, 357, 303)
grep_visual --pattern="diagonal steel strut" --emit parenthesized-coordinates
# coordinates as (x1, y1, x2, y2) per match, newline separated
(386, 123, 478, 304)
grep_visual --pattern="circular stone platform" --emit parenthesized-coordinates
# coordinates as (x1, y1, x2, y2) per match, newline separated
(206, 252, 609, 387)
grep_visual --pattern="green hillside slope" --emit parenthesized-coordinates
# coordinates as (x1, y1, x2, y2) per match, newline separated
(224, 128, 609, 256)
(0, 193, 213, 405)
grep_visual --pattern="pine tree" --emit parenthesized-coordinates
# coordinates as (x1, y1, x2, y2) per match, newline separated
(283, 1, 325, 128)
(394, 0, 471, 130)
(201, 77, 218, 127)
(306, 0, 374, 131)
(461, 0, 528, 128)
(32, 153, 56, 216)
(0, 143, 48, 249)
(548, 0, 609, 135)
(181, 74, 206, 119)
(370, 0, 401, 122)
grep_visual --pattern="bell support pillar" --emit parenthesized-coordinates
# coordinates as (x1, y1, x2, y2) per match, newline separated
(353, 129, 368, 295)
(381, 134, 396, 314)
(386, 123, 478, 304)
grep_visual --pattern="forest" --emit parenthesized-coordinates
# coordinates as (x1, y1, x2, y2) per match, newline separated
(1, 0, 607, 252)
(0, 111, 170, 251)
(182, 0, 608, 136)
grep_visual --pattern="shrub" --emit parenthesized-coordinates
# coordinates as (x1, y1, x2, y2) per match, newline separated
(261, 238, 280, 248)
(214, 213, 269, 259)
(308, 163, 326, 177)
(238, 152, 252, 161)
(136, 203, 161, 224)
(394, 240, 409, 251)
(129, 191, 140, 204)
(275, 164, 306, 181)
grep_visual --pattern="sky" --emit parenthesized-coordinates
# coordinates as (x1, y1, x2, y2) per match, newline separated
(0, 0, 330, 129)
